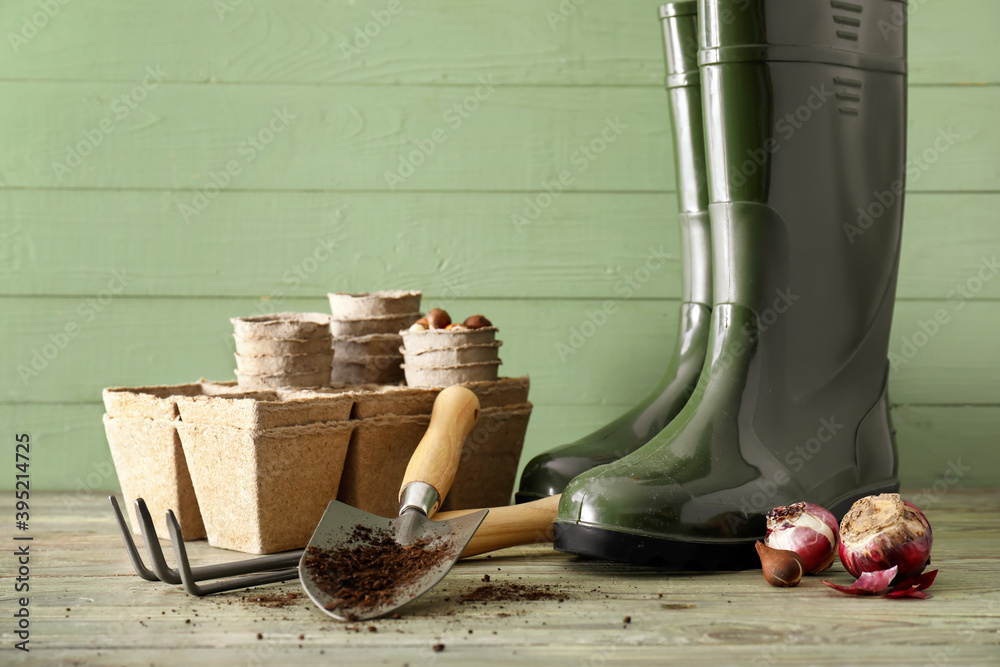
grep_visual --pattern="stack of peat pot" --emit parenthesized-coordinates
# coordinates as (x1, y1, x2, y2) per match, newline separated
(231, 313, 333, 390)
(327, 291, 422, 385)
(401, 310, 502, 387)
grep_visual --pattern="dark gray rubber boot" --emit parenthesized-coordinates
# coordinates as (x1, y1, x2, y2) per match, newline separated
(554, 0, 906, 569)
(516, 2, 712, 503)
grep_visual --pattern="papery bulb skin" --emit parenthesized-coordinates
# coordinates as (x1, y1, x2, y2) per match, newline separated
(765, 502, 839, 574)
(839, 494, 933, 582)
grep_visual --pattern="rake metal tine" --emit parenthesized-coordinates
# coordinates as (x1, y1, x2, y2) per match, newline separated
(109, 495, 159, 582)
(166, 510, 300, 596)
(134, 498, 182, 584)
(133, 498, 303, 584)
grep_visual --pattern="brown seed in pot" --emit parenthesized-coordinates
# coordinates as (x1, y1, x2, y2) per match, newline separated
(463, 315, 492, 329)
(426, 308, 451, 329)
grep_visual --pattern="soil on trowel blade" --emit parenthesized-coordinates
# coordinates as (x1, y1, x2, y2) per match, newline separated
(303, 524, 456, 618)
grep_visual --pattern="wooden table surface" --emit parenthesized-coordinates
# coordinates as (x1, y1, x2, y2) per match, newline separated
(2, 490, 999, 666)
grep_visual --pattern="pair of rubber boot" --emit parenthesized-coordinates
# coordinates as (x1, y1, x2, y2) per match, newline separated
(518, 0, 907, 569)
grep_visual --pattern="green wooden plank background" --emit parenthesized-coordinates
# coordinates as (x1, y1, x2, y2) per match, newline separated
(0, 0, 996, 85)
(2, 297, 999, 405)
(1, 0, 997, 491)
(2, 192, 999, 300)
(0, 85, 995, 191)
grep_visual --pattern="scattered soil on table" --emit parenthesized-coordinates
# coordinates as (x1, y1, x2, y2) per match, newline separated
(461, 582, 567, 603)
(302, 524, 457, 619)
(240, 592, 300, 608)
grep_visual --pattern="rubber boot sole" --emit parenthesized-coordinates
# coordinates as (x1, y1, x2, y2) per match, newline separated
(553, 481, 899, 570)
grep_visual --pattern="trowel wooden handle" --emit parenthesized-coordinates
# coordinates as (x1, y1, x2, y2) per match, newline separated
(398, 385, 481, 515)
(435, 494, 561, 558)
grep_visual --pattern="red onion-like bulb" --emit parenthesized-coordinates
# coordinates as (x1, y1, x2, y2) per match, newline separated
(765, 502, 839, 574)
(839, 493, 932, 582)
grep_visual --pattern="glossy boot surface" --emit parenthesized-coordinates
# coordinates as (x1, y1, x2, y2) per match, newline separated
(516, 2, 712, 503)
(554, 0, 907, 569)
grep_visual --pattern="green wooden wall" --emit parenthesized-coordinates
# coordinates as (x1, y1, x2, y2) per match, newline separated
(1, 1, 998, 496)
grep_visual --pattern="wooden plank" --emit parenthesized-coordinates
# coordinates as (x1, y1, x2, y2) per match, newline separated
(891, 405, 1000, 492)
(2, 191, 998, 301)
(0, 403, 117, 494)
(0, 190, 688, 300)
(0, 491, 997, 665)
(897, 194, 1000, 301)
(0, 0, 995, 85)
(0, 296, 676, 405)
(0, 84, 995, 192)
(887, 300, 1000, 405)
(5, 643, 1000, 667)
(1, 297, 997, 406)
(1, 81, 666, 192)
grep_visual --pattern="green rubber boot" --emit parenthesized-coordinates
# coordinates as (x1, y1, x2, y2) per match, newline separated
(516, 2, 712, 503)
(554, 0, 907, 569)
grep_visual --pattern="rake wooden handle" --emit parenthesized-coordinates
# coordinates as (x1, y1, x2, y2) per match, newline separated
(398, 385, 480, 516)
(435, 494, 561, 557)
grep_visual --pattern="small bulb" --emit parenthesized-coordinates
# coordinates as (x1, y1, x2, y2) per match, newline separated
(755, 541, 804, 588)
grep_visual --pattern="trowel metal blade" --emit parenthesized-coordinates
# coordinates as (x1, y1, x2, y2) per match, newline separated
(299, 500, 488, 621)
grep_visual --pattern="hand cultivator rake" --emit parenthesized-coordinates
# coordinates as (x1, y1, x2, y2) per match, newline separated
(109, 496, 303, 596)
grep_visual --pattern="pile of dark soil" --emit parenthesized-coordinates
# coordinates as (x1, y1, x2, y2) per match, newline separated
(302, 524, 456, 617)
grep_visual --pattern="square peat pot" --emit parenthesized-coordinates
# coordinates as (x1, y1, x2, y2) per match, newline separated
(177, 420, 354, 554)
(101, 381, 244, 540)
(175, 390, 353, 430)
(103, 414, 206, 541)
(346, 376, 530, 419)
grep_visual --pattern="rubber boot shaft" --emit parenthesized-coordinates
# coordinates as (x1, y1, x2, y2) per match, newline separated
(516, 1, 712, 502)
(555, 0, 906, 569)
